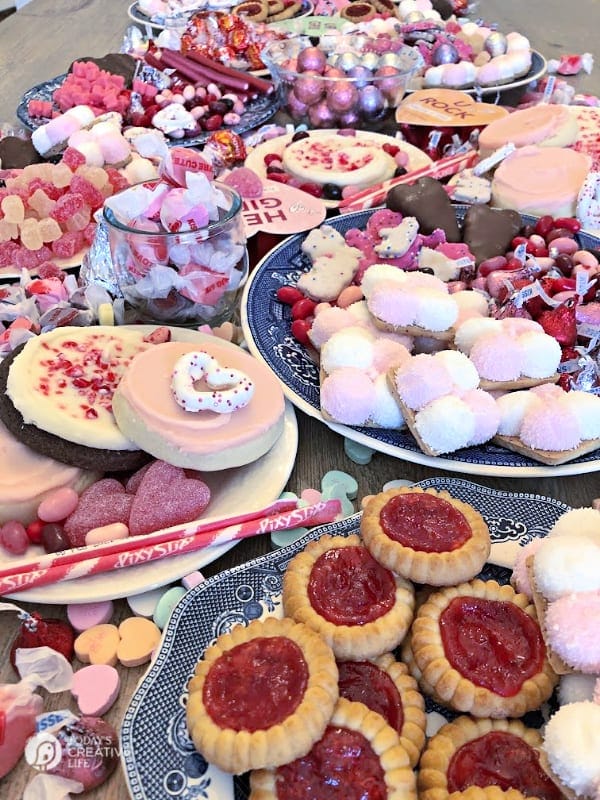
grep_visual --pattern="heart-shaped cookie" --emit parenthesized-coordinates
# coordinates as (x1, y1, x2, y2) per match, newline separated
(386, 177, 461, 242)
(71, 664, 120, 716)
(128, 460, 211, 537)
(63, 479, 135, 548)
(396, 89, 509, 128)
(171, 351, 254, 413)
(462, 204, 522, 265)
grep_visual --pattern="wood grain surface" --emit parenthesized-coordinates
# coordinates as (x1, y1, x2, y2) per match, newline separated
(0, 0, 599, 796)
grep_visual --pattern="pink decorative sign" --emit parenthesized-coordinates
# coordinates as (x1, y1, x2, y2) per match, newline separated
(241, 180, 327, 238)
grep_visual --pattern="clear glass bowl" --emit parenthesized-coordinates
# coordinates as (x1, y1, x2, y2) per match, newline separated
(103, 181, 248, 327)
(262, 35, 423, 130)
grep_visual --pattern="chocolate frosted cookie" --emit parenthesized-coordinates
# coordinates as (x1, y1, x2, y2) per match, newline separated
(462, 204, 522, 265)
(386, 177, 461, 242)
(68, 53, 138, 86)
(0, 328, 153, 472)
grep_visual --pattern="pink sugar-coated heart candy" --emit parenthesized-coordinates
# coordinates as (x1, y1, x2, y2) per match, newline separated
(67, 600, 114, 632)
(85, 521, 129, 546)
(37, 487, 79, 523)
(125, 461, 153, 495)
(128, 461, 211, 538)
(63, 479, 135, 548)
(71, 664, 120, 716)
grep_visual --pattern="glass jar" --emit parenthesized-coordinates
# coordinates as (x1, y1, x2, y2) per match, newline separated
(103, 181, 248, 327)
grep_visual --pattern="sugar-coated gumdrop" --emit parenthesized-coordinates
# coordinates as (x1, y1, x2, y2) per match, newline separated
(65, 208, 92, 232)
(10, 613, 75, 671)
(76, 164, 109, 190)
(38, 217, 63, 243)
(48, 716, 119, 791)
(62, 147, 87, 170)
(19, 219, 44, 251)
(51, 231, 85, 259)
(82, 221, 97, 245)
(51, 162, 74, 188)
(127, 461, 211, 537)
(1, 195, 25, 224)
(104, 166, 129, 193)
(14, 244, 52, 270)
(70, 174, 104, 209)
(0, 241, 19, 267)
(51, 192, 85, 223)
(28, 188, 56, 219)
(63, 478, 135, 548)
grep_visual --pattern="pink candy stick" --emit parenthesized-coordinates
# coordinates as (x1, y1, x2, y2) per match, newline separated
(0, 500, 342, 595)
(338, 150, 478, 211)
(0, 498, 299, 581)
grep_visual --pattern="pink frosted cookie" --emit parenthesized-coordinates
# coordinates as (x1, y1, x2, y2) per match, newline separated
(112, 340, 286, 470)
(478, 104, 579, 158)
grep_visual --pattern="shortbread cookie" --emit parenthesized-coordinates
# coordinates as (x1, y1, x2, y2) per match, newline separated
(361, 486, 491, 586)
(186, 616, 338, 774)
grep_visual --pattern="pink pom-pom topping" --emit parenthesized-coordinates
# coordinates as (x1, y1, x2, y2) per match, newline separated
(512, 537, 544, 600)
(469, 332, 522, 381)
(320, 367, 375, 425)
(546, 592, 600, 672)
(393, 354, 454, 410)
(520, 399, 581, 451)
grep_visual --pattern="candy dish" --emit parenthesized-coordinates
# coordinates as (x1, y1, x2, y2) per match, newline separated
(16, 75, 280, 148)
(244, 129, 432, 209)
(240, 206, 600, 478)
(0, 325, 298, 604)
(127, 1, 200, 30)
(121, 476, 568, 800)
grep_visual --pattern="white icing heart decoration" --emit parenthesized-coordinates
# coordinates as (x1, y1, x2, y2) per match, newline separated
(171, 351, 254, 414)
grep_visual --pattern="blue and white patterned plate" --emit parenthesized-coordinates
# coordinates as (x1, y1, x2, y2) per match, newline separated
(240, 206, 600, 478)
(120, 476, 570, 800)
(16, 75, 280, 148)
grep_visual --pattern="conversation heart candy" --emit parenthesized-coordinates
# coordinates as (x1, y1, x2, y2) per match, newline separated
(74, 624, 120, 666)
(67, 601, 113, 632)
(181, 571, 205, 590)
(63, 479, 135, 548)
(71, 664, 120, 716)
(117, 617, 161, 667)
(321, 470, 358, 500)
(344, 437, 374, 465)
(127, 587, 165, 618)
(127, 461, 211, 537)
(271, 527, 309, 549)
(300, 488, 321, 505)
(153, 586, 187, 630)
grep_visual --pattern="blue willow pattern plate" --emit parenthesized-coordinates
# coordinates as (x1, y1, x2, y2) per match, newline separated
(16, 75, 280, 147)
(240, 206, 600, 478)
(120, 476, 570, 800)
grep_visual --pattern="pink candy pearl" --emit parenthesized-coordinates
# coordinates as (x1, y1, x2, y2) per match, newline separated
(37, 487, 79, 523)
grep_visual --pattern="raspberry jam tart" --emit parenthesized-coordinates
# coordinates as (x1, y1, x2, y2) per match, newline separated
(249, 697, 418, 800)
(407, 579, 557, 717)
(361, 487, 491, 586)
(419, 716, 564, 800)
(282, 534, 415, 660)
(186, 616, 339, 774)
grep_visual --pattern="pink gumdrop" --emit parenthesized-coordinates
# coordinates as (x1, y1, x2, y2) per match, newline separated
(85, 522, 130, 546)
(37, 487, 79, 523)
(336, 285, 364, 308)
(223, 167, 263, 199)
(67, 600, 114, 632)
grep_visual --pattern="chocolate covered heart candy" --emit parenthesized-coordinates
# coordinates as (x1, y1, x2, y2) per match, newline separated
(386, 177, 461, 242)
(0, 136, 43, 169)
(462, 204, 522, 265)
(49, 716, 119, 791)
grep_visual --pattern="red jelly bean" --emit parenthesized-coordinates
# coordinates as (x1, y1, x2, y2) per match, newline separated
(276, 286, 305, 305)
(298, 183, 323, 198)
(511, 236, 528, 249)
(554, 217, 581, 233)
(290, 318, 312, 345)
(264, 153, 283, 167)
(477, 256, 508, 277)
(291, 298, 317, 320)
(26, 519, 44, 545)
(534, 215, 555, 237)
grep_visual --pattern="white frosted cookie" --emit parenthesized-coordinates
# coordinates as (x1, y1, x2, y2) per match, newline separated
(112, 340, 286, 470)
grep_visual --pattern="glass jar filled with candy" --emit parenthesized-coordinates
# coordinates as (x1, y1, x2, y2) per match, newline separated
(103, 177, 248, 327)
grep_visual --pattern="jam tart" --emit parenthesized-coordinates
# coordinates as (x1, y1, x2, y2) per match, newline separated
(186, 616, 339, 774)
(249, 697, 417, 800)
(406, 579, 557, 717)
(282, 534, 415, 661)
(337, 652, 426, 768)
(361, 487, 491, 586)
(418, 716, 564, 800)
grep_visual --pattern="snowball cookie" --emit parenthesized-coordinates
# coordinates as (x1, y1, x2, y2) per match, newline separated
(113, 339, 285, 470)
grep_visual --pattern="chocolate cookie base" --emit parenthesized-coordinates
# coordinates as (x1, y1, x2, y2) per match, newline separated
(0, 344, 150, 472)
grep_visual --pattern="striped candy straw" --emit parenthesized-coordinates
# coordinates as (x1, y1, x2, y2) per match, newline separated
(338, 149, 479, 212)
(0, 499, 342, 596)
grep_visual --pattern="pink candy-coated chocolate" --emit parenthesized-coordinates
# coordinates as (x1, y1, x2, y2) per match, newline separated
(49, 716, 119, 791)
(37, 487, 79, 523)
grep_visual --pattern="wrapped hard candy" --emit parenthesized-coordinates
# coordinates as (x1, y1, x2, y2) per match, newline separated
(48, 716, 119, 791)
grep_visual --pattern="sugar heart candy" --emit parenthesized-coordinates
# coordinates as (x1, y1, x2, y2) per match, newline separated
(71, 665, 120, 716)
(117, 617, 161, 667)
(67, 601, 113, 632)
(153, 586, 187, 630)
(74, 624, 120, 666)
(63, 479, 135, 548)
(127, 587, 165, 618)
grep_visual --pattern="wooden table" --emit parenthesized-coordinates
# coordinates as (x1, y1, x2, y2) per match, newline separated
(1, 0, 599, 796)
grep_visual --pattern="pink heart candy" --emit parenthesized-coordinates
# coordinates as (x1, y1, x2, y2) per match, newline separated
(63, 479, 135, 548)
(128, 461, 211, 537)
(71, 665, 120, 716)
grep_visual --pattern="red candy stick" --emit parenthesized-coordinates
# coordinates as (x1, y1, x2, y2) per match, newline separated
(159, 50, 250, 93)
(0, 500, 342, 594)
(185, 49, 274, 95)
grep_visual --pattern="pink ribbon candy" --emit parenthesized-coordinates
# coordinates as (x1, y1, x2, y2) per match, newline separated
(159, 188, 210, 233)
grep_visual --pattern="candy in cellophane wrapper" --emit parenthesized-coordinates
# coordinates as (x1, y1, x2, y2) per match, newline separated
(558, 332, 600, 393)
(159, 145, 214, 188)
(203, 131, 247, 171)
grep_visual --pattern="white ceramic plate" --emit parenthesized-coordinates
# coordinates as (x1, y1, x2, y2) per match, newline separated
(1, 327, 298, 604)
(244, 129, 432, 209)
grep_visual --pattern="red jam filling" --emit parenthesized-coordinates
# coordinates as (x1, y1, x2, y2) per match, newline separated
(379, 493, 471, 553)
(202, 636, 308, 731)
(439, 596, 545, 697)
(337, 661, 404, 734)
(447, 730, 563, 800)
(308, 546, 396, 626)
(276, 725, 386, 800)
